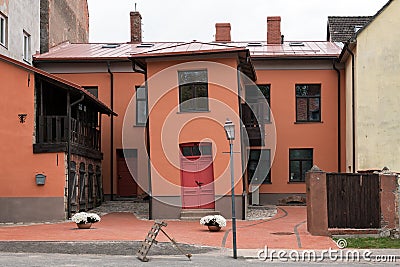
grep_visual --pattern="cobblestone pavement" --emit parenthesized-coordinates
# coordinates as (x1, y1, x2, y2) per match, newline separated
(90, 200, 277, 221)
(90, 200, 149, 219)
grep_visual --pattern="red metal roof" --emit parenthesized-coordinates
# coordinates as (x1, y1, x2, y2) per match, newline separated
(0, 53, 115, 115)
(233, 41, 341, 58)
(130, 41, 248, 58)
(34, 41, 341, 61)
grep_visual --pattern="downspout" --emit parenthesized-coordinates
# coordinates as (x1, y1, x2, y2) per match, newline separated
(237, 64, 247, 220)
(345, 46, 356, 173)
(107, 62, 115, 200)
(132, 59, 152, 219)
(332, 60, 341, 172)
(67, 93, 85, 218)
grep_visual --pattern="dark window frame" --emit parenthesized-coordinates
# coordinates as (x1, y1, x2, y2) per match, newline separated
(83, 86, 99, 98)
(178, 70, 209, 112)
(295, 84, 321, 122)
(135, 85, 147, 126)
(247, 149, 271, 184)
(245, 84, 271, 124)
(180, 142, 212, 158)
(289, 148, 313, 183)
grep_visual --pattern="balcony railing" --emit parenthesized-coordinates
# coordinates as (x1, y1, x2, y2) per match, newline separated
(37, 116, 100, 151)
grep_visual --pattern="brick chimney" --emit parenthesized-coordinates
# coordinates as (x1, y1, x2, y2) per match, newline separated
(215, 23, 231, 42)
(267, 16, 281, 44)
(130, 11, 142, 43)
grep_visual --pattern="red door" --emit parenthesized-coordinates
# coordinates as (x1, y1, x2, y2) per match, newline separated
(180, 143, 215, 209)
(117, 149, 138, 197)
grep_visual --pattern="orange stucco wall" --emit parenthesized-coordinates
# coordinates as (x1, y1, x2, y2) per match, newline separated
(146, 58, 243, 196)
(0, 60, 66, 197)
(256, 69, 345, 194)
(54, 71, 146, 196)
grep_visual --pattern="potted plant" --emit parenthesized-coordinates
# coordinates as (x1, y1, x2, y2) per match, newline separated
(200, 215, 226, 232)
(71, 212, 101, 229)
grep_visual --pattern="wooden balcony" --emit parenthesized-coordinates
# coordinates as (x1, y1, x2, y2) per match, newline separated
(34, 116, 102, 159)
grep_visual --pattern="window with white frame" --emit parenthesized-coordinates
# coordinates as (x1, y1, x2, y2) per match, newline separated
(136, 86, 148, 126)
(0, 12, 7, 47)
(23, 31, 31, 62)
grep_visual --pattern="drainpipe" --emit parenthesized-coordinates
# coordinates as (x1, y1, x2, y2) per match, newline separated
(332, 60, 341, 172)
(345, 46, 356, 173)
(131, 59, 152, 219)
(107, 62, 115, 200)
(67, 93, 85, 218)
(237, 64, 247, 220)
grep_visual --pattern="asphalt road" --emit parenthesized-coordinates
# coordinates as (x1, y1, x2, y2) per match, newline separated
(0, 241, 215, 255)
(0, 252, 398, 267)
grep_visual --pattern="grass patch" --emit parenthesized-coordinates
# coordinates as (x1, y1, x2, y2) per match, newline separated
(333, 237, 400, 249)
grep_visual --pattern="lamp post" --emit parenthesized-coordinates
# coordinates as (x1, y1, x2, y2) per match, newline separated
(224, 118, 237, 259)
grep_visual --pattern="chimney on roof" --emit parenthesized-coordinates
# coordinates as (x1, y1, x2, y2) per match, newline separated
(215, 23, 231, 42)
(267, 16, 281, 44)
(130, 11, 142, 43)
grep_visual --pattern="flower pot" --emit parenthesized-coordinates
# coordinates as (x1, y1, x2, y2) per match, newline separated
(76, 223, 92, 229)
(207, 225, 221, 232)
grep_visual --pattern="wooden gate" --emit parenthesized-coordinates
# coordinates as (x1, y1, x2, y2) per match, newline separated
(327, 173, 380, 228)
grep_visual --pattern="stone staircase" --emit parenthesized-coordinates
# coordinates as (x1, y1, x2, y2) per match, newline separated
(180, 209, 221, 221)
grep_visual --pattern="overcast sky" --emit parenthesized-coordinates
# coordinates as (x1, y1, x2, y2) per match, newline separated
(87, 0, 388, 43)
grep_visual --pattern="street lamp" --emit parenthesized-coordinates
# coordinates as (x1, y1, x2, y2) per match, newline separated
(224, 118, 237, 259)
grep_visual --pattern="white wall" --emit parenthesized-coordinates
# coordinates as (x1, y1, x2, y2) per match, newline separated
(355, 0, 400, 171)
(0, 0, 40, 64)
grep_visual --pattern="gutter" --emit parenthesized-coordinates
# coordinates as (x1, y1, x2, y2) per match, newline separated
(107, 62, 115, 200)
(237, 64, 247, 220)
(345, 46, 356, 173)
(67, 93, 85, 218)
(332, 60, 341, 172)
(131, 59, 152, 219)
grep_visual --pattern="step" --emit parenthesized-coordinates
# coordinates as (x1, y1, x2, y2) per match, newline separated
(180, 209, 221, 221)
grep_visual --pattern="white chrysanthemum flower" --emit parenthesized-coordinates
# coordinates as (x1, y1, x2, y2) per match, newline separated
(200, 215, 226, 227)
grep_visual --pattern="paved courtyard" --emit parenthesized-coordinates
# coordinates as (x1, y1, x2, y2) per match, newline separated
(0, 203, 335, 252)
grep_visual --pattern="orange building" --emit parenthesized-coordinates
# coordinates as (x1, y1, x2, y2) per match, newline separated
(0, 54, 113, 222)
(33, 14, 345, 219)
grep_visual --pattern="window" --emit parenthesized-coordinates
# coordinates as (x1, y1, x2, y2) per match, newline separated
(136, 86, 147, 126)
(178, 70, 208, 112)
(289, 149, 313, 182)
(0, 12, 7, 47)
(83, 86, 98, 98)
(296, 84, 321, 122)
(180, 143, 212, 158)
(247, 149, 271, 184)
(245, 84, 271, 123)
(23, 31, 31, 62)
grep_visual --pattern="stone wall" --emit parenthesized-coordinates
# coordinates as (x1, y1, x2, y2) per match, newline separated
(40, 0, 89, 53)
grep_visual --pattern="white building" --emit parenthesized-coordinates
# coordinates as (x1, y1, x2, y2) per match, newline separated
(0, 0, 40, 64)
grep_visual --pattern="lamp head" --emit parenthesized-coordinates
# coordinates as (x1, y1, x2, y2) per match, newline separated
(224, 118, 235, 140)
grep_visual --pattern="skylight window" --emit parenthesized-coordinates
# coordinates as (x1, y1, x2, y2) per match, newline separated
(136, 43, 154, 48)
(101, 44, 120, 49)
(354, 26, 363, 33)
(247, 42, 263, 47)
(289, 42, 304, 47)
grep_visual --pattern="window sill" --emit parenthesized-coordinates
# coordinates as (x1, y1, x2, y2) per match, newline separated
(287, 181, 305, 184)
(134, 124, 146, 127)
(177, 110, 210, 114)
(0, 43, 7, 49)
(294, 121, 323, 124)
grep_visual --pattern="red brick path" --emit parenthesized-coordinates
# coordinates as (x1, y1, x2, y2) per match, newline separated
(0, 206, 336, 249)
